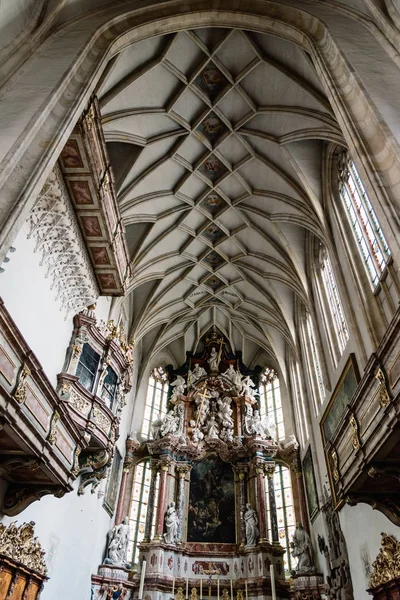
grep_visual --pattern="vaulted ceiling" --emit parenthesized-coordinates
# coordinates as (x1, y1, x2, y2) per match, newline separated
(97, 27, 344, 373)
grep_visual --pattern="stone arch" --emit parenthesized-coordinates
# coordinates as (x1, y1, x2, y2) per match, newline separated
(0, 0, 399, 264)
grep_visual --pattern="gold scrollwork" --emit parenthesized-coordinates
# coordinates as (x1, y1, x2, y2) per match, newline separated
(92, 406, 111, 434)
(349, 415, 361, 451)
(369, 532, 400, 588)
(0, 522, 47, 575)
(72, 447, 81, 477)
(331, 450, 340, 483)
(376, 368, 391, 408)
(48, 411, 60, 445)
(13, 363, 31, 404)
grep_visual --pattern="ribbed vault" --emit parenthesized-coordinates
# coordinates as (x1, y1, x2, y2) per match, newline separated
(97, 27, 344, 374)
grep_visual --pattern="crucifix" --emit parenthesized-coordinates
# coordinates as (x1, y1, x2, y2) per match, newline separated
(216, 338, 226, 366)
(195, 385, 211, 429)
(202, 563, 221, 600)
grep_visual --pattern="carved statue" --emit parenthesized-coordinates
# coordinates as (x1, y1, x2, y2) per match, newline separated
(189, 420, 204, 443)
(171, 375, 186, 399)
(104, 517, 130, 566)
(164, 501, 179, 544)
(160, 409, 180, 437)
(220, 427, 234, 443)
(291, 523, 315, 574)
(217, 397, 234, 428)
(205, 415, 220, 439)
(208, 347, 219, 372)
(244, 503, 258, 547)
(151, 413, 163, 440)
(240, 375, 256, 399)
(195, 392, 210, 426)
(251, 410, 274, 440)
(188, 364, 207, 388)
(223, 364, 236, 383)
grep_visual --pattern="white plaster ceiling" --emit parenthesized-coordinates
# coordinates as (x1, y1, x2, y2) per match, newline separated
(97, 27, 345, 373)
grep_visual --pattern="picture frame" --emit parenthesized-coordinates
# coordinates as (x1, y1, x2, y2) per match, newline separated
(103, 447, 122, 516)
(302, 446, 319, 521)
(320, 354, 359, 445)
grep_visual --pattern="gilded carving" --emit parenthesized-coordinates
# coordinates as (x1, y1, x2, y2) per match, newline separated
(48, 411, 60, 445)
(72, 447, 81, 477)
(349, 415, 361, 451)
(0, 521, 47, 575)
(331, 450, 340, 483)
(70, 389, 91, 415)
(14, 363, 31, 404)
(376, 368, 391, 408)
(92, 406, 111, 434)
(369, 532, 400, 588)
(176, 588, 184, 600)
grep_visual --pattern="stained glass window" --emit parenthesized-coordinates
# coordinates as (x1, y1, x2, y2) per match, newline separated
(339, 158, 391, 287)
(259, 367, 285, 441)
(266, 464, 295, 574)
(320, 250, 349, 355)
(127, 367, 168, 564)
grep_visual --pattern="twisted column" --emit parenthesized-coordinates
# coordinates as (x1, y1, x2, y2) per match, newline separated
(154, 457, 172, 540)
(175, 463, 190, 543)
(266, 463, 279, 543)
(143, 459, 160, 542)
(253, 458, 268, 543)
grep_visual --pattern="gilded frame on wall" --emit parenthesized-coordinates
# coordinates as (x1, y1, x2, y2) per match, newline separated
(103, 447, 122, 516)
(320, 354, 360, 508)
(302, 446, 319, 522)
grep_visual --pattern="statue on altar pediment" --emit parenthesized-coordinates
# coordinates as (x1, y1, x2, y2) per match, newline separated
(205, 415, 220, 439)
(208, 347, 219, 372)
(240, 375, 256, 399)
(160, 408, 180, 437)
(151, 413, 163, 440)
(223, 364, 242, 391)
(171, 375, 186, 399)
(217, 397, 234, 429)
(251, 410, 275, 441)
(188, 363, 207, 388)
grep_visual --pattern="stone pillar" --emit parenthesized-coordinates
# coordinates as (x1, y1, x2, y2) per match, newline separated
(175, 464, 190, 543)
(143, 459, 160, 542)
(253, 458, 268, 543)
(115, 437, 140, 524)
(235, 464, 248, 546)
(154, 457, 171, 540)
(266, 463, 279, 544)
(291, 460, 310, 533)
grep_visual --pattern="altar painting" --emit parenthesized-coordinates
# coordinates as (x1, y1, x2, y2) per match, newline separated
(188, 455, 235, 543)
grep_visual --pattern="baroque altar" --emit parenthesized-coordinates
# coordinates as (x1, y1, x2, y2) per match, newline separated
(131, 331, 299, 600)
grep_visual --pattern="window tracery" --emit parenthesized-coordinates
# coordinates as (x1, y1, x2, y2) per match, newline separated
(266, 464, 295, 574)
(338, 155, 391, 287)
(302, 314, 325, 414)
(259, 367, 285, 441)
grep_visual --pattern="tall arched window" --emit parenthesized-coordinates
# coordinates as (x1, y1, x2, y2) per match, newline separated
(259, 367, 285, 440)
(291, 360, 308, 447)
(127, 366, 168, 563)
(338, 155, 391, 287)
(266, 464, 295, 574)
(302, 313, 325, 414)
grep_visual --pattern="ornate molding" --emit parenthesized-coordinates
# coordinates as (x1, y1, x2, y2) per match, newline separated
(27, 165, 98, 317)
(376, 367, 391, 408)
(0, 522, 47, 576)
(369, 532, 400, 588)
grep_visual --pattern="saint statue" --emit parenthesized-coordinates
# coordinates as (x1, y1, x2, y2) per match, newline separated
(151, 413, 163, 439)
(170, 375, 186, 399)
(104, 517, 130, 566)
(244, 504, 258, 547)
(208, 347, 219, 373)
(164, 501, 179, 544)
(205, 415, 220, 439)
(291, 523, 315, 574)
(217, 397, 234, 429)
(240, 375, 256, 399)
(223, 364, 237, 383)
(188, 363, 207, 388)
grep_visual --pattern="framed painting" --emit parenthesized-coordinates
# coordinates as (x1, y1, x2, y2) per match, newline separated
(320, 354, 359, 445)
(188, 454, 235, 543)
(302, 446, 319, 521)
(103, 448, 122, 516)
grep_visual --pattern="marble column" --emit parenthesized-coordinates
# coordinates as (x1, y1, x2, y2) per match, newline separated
(115, 436, 140, 524)
(175, 463, 190, 543)
(143, 459, 160, 542)
(253, 458, 268, 543)
(266, 464, 279, 544)
(235, 464, 248, 546)
(154, 457, 171, 540)
(291, 460, 310, 533)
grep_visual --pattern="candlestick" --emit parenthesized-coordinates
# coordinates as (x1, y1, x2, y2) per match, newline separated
(186, 578, 189, 599)
(270, 564, 276, 600)
(230, 580, 233, 600)
(172, 578, 175, 597)
(217, 577, 220, 600)
(138, 559, 146, 599)
(200, 579, 202, 600)
(245, 581, 248, 600)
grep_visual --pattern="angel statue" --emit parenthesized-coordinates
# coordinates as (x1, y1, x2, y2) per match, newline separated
(188, 363, 207, 388)
(170, 375, 186, 399)
(240, 375, 256, 399)
(251, 410, 275, 440)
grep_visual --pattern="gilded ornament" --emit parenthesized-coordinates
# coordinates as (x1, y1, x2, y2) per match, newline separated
(176, 588, 185, 600)
(222, 590, 229, 600)
(190, 588, 198, 600)
(72, 343, 83, 359)
(0, 521, 47, 576)
(349, 415, 361, 451)
(70, 389, 91, 415)
(48, 411, 60, 445)
(92, 406, 111, 434)
(14, 364, 31, 404)
(376, 368, 391, 408)
(72, 447, 81, 476)
(369, 532, 400, 588)
(331, 450, 340, 483)
(236, 591, 244, 600)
